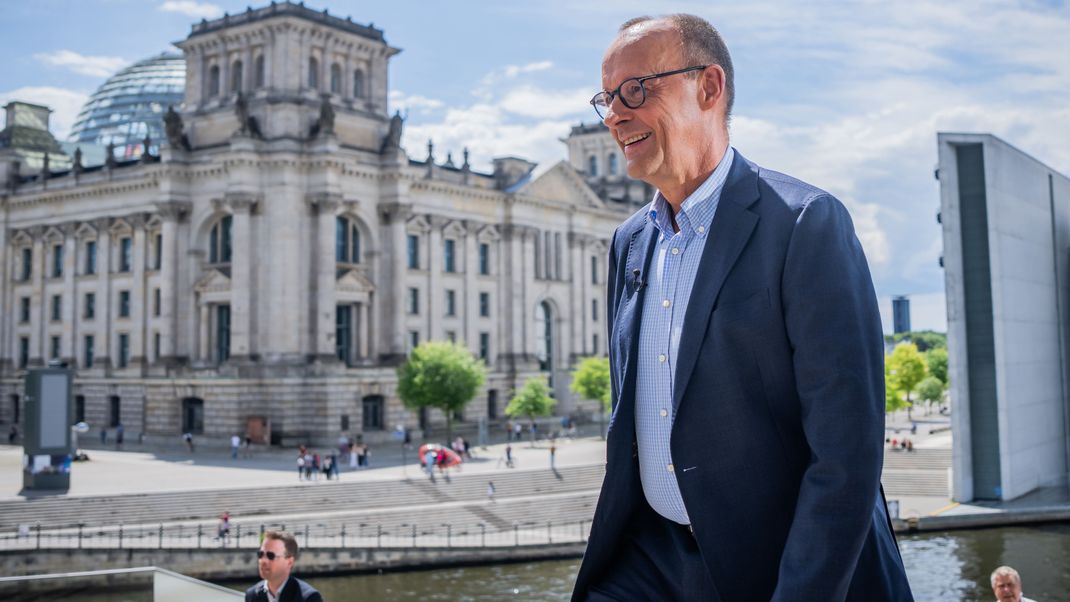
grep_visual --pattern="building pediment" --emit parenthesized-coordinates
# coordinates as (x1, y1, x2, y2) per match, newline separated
(337, 268, 375, 292)
(75, 222, 98, 239)
(194, 268, 232, 293)
(477, 224, 500, 242)
(518, 161, 605, 209)
(406, 214, 431, 233)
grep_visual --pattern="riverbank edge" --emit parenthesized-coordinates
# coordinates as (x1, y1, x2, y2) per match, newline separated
(892, 505, 1070, 533)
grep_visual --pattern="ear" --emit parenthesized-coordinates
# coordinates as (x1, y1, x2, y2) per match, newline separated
(697, 65, 725, 111)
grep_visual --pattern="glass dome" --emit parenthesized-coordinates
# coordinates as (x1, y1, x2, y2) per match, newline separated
(69, 53, 185, 161)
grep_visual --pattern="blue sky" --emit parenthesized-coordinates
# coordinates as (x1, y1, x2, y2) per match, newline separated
(3, 0, 1069, 333)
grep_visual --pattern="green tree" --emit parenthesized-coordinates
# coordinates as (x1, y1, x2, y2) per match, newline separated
(506, 377, 557, 447)
(916, 376, 945, 414)
(926, 347, 948, 386)
(396, 341, 486, 443)
(886, 330, 947, 353)
(885, 359, 909, 414)
(570, 357, 611, 439)
(886, 343, 928, 419)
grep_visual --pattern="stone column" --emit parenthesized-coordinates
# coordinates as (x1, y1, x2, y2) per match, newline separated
(501, 225, 527, 369)
(95, 220, 112, 369)
(129, 214, 148, 369)
(156, 201, 190, 364)
(380, 204, 411, 362)
(30, 228, 46, 364)
(463, 221, 479, 353)
(228, 194, 259, 362)
(0, 226, 10, 370)
(308, 193, 340, 361)
(198, 302, 210, 361)
(62, 223, 78, 363)
(427, 216, 446, 342)
(359, 301, 370, 359)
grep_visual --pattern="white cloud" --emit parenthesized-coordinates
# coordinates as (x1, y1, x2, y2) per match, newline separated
(158, 0, 223, 19)
(389, 91, 445, 115)
(0, 87, 89, 140)
(499, 85, 590, 119)
(504, 61, 554, 78)
(33, 50, 128, 78)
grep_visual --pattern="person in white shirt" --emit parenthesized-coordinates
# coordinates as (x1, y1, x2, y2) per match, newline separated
(991, 565, 1037, 602)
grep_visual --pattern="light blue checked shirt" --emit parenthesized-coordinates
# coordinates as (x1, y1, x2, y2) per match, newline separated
(636, 146, 734, 525)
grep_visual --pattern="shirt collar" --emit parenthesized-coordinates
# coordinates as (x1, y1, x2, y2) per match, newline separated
(646, 145, 735, 237)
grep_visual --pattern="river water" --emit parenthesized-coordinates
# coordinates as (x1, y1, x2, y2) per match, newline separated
(295, 524, 1070, 601)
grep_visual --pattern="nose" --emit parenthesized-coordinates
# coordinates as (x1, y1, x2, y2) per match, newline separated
(602, 95, 629, 128)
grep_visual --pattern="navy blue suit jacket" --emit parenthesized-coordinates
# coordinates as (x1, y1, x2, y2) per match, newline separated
(573, 153, 913, 601)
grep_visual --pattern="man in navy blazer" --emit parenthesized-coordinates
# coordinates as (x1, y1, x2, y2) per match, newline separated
(574, 14, 914, 601)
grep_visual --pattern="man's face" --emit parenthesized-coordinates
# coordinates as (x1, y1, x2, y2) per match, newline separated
(992, 574, 1022, 601)
(258, 539, 294, 584)
(600, 24, 709, 189)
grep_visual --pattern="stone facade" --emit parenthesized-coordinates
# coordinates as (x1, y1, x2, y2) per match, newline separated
(564, 122, 652, 207)
(0, 2, 626, 445)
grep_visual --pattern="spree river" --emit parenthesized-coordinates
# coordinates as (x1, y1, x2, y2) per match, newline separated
(292, 524, 1070, 601)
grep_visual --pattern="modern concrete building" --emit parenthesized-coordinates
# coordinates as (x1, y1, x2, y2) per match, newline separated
(892, 295, 911, 334)
(938, 132, 1070, 501)
(0, 2, 625, 446)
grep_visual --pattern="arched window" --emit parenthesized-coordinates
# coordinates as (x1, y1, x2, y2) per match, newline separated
(255, 55, 265, 88)
(588, 155, 598, 176)
(209, 215, 233, 264)
(308, 57, 319, 89)
(353, 69, 365, 98)
(208, 65, 220, 97)
(608, 153, 618, 175)
(231, 60, 243, 92)
(330, 63, 342, 94)
(335, 216, 361, 264)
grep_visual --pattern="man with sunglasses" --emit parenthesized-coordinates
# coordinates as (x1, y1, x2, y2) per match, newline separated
(573, 14, 913, 602)
(247, 531, 323, 602)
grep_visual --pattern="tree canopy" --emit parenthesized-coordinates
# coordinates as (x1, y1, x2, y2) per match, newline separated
(926, 347, 948, 385)
(571, 356, 611, 439)
(396, 341, 486, 442)
(506, 377, 557, 446)
(886, 343, 928, 416)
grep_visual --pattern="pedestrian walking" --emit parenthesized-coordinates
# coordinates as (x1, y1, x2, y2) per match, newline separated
(322, 455, 333, 480)
(217, 511, 231, 543)
(115, 423, 124, 449)
(361, 444, 370, 468)
(243, 434, 252, 458)
(505, 443, 514, 468)
(100, 428, 107, 445)
(183, 432, 194, 452)
(297, 454, 305, 480)
(303, 452, 314, 480)
(348, 437, 358, 469)
(487, 481, 496, 503)
(550, 442, 557, 469)
(513, 422, 522, 441)
(231, 434, 241, 459)
(424, 449, 437, 481)
(7, 425, 17, 444)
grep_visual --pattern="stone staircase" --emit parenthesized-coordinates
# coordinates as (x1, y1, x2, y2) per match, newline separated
(881, 448, 951, 497)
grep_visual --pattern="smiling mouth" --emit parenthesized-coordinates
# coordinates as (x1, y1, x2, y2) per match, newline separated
(622, 133, 651, 147)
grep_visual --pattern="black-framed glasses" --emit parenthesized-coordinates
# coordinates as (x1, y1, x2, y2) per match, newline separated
(590, 65, 708, 120)
(257, 550, 287, 561)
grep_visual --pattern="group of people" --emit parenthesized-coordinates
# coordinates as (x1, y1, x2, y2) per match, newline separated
(339, 436, 371, 469)
(296, 447, 339, 481)
(888, 437, 915, 452)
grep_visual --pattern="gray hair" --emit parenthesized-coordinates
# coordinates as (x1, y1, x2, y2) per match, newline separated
(619, 14, 735, 122)
(990, 565, 1021, 588)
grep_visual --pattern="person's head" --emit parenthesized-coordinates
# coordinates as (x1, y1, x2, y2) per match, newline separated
(596, 14, 733, 198)
(258, 531, 299, 587)
(990, 566, 1023, 601)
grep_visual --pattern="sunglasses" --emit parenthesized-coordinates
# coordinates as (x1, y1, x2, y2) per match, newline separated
(257, 550, 288, 560)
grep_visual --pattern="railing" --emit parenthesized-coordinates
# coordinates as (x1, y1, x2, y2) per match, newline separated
(0, 519, 591, 551)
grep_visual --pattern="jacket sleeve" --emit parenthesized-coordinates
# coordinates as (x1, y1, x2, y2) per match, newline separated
(772, 194, 886, 601)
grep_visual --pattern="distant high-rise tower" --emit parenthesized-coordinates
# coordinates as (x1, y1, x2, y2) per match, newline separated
(892, 295, 911, 334)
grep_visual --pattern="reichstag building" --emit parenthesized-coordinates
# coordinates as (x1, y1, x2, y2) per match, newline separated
(0, 2, 638, 445)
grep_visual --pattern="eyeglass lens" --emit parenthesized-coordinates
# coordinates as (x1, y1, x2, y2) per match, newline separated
(257, 550, 279, 560)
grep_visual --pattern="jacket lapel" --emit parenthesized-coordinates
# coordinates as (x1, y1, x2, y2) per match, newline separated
(672, 155, 761, 413)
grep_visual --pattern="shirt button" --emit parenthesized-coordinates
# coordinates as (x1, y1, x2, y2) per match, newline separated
(671, 247, 680, 255)
(659, 234, 664, 242)
(662, 299, 671, 308)
(667, 463, 674, 472)
(658, 354, 666, 363)
(697, 226, 706, 234)
(660, 408, 668, 417)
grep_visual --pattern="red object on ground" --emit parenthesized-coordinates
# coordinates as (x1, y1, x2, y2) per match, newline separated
(417, 444, 462, 467)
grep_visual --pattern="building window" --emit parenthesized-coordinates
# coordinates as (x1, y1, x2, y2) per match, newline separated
(75, 395, 85, 423)
(154, 288, 161, 316)
(109, 395, 121, 427)
(216, 304, 231, 363)
(535, 301, 553, 374)
(119, 290, 131, 318)
(362, 395, 384, 430)
(231, 60, 243, 92)
(340, 414, 350, 432)
(487, 389, 498, 419)
(336, 305, 352, 364)
(119, 237, 132, 272)
(330, 63, 341, 94)
(444, 239, 456, 273)
(308, 57, 319, 89)
(335, 217, 361, 264)
(50, 336, 61, 361)
(445, 290, 456, 316)
(408, 288, 419, 315)
(18, 337, 29, 369)
(153, 233, 162, 270)
(608, 153, 618, 175)
(84, 335, 94, 368)
(85, 240, 97, 275)
(209, 216, 233, 263)
(51, 295, 62, 321)
(446, 330, 457, 343)
(591, 256, 598, 285)
(592, 299, 598, 322)
(353, 70, 365, 98)
(588, 155, 598, 176)
(407, 234, 419, 269)
(593, 334, 599, 354)
(209, 65, 220, 97)
(255, 55, 265, 88)
(479, 292, 490, 317)
(19, 297, 30, 323)
(479, 332, 490, 361)
(154, 332, 161, 362)
(409, 330, 419, 351)
(21, 248, 32, 281)
(84, 292, 95, 319)
(117, 333, 129, 368)
(52, 244, 64, 278)
(479, 243, 490, 275)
